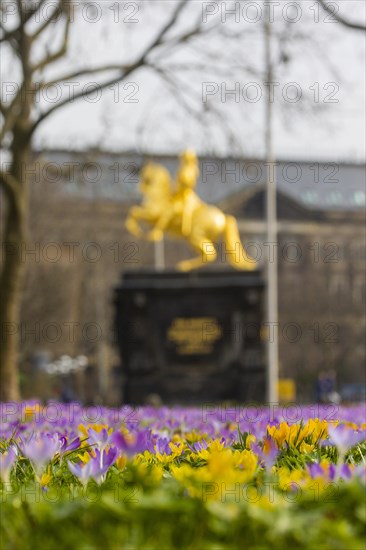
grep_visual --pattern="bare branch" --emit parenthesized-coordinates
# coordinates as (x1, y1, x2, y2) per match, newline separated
(30, 0, 190, 134)
(164, 62, 259, 78)
(143, 0, 188, 52)
(24, 0, 49, 24)
(0, 0, 49, 45)
(38, 64, 133, 88)
(155, 10, 218, 51)
(0, 20, 20, 46)
(16, 0, 25, 23)
(318, 0, 366, 31)
(147, 61, 242, 155)
(30, 0, 64, 41)
(38, 1, 193, 87)
(32, 10, 70, 72)
(30, 64, 138, 136)
(149, 63, 202, 119)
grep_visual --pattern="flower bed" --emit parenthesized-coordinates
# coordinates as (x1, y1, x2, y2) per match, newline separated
(1, 402, 365, 549)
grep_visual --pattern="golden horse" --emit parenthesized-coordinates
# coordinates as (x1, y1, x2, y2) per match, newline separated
(125, 151, 256, 272)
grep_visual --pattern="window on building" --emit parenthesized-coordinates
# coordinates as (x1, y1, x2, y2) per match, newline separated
(325, 191, 343, 206)
(301, 189, 318, 205)
(352, 191, 366, 206)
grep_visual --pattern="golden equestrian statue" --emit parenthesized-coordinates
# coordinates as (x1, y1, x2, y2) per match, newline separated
(125, 150, 256, 271)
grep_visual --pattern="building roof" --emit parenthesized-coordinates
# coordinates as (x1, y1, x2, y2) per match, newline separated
(40, 150, 366, 212)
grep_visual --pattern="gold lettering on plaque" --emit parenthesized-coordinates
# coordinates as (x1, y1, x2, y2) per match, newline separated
(167, 317, 222, 355)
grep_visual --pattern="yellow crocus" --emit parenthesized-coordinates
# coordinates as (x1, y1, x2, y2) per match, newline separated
(39, 468, 52, 488)
(116, 455, 127, 470)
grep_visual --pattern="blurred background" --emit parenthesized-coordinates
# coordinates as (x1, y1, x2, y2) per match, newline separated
(0, 0, 365, 405)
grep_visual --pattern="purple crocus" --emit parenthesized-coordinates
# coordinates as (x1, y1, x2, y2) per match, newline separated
(339, 463, 353, 480)
(154, 437, 172, 456)
(190, 440, 208, 453)
(94, 447, 117, 470)
(111, 430, 152, 456)
(21, 433, 60, 475)
(327, 424, 366, 456)
(307, 461, 355, 481)
(307, 462, 323, 479)
(68, 458, 99, 486)
(68, 447, 117, 485)
(252, 437, 279, 471)
(0, 446, 18, 484)
(56, 434, 81, 465)
(307, 462, 336, 480)
(87, 428, 113, 451)
(59, 435, 81, 454)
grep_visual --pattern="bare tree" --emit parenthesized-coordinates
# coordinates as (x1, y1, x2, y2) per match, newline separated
(0, 0, 226, 400)
(318, 0, 366, 32)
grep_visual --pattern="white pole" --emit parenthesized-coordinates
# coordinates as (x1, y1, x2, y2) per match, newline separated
(264, 6, 279, 403)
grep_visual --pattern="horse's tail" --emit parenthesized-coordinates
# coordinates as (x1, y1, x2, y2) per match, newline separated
(224, 215, 256, 271)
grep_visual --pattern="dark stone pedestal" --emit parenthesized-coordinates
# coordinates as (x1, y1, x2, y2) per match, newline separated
(114, 269, 266, 404)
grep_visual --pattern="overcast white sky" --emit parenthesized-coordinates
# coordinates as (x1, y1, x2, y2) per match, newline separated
(1, 0, 365, 160)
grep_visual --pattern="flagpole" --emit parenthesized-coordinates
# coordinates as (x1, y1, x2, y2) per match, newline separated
(264, 6, 279, 403)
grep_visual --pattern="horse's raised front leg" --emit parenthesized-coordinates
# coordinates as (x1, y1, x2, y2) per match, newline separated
(125, 206, 154, 238)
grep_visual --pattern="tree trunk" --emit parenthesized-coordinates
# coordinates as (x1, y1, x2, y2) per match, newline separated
(0, 23, 34, 402)
(0, 132, 30, 401)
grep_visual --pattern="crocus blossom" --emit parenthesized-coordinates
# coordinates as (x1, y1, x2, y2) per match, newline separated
(327, 424, 366, 455)
(21, 433, 60, 474)
(0, 446, 17, 484)
(68, 447, 117, 485)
